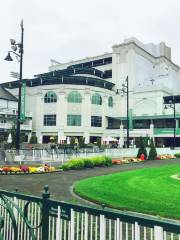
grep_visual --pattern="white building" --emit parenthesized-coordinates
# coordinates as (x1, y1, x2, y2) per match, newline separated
(0, 87, 32, 141)
(2, 37, 180, 147)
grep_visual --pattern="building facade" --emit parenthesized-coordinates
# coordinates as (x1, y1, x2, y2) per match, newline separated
(0, 87, 32, 141)
(2, 37, 180, 147)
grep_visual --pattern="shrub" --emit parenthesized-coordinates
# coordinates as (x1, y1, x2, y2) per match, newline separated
(104, 156, 113, 166)
(70, 137, 76, 146)
(68, 158, 85, 169)
(79, 137, 85, 148)
(61, 163, 71, 171)
(29, 135, 38, 144)
(60, 156, 112, 170)
(174, 153, 180, 158)
(91, 156, 106, 167)
(148, 138, 157, 160)
(137, 137, 147, 160)
(97, 138, 101, 148)
(84, 158, 94, 168)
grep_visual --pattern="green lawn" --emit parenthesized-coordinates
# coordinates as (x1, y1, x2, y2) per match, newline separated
(74, 164, 180, 219)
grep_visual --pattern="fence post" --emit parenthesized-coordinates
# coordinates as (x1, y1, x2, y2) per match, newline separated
(42, 185, 50, 240)
(134, 222, 140, 240)
(154, 226, 163, 240)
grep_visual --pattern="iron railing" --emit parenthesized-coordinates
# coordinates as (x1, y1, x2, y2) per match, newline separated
(0, 186, 180, 239)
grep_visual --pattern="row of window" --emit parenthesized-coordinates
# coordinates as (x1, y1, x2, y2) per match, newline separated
(44, 91, 113, 107)
(43, 115, 102, 127)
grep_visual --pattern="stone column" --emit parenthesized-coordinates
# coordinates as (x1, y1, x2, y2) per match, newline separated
(82, 88, 91, 143)
(150, 121, 154, 140)
(119, 124, 124, 148)
(102, 94, 108, 129)
(57, 88, 67, 143)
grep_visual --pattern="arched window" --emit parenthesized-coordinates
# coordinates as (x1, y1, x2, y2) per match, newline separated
(91, 93, 102, 105)
(44, 91, 57, 103)
(108, 96, 113, 107)
(67, 91, 82, 103)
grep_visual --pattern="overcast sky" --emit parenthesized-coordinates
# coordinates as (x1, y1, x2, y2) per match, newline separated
(0, 0, 180, 83)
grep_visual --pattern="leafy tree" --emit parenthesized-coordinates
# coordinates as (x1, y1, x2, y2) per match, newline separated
(70, 137, 76, 146)
(148, 138, 157, 160)
(79, 137, 85, 148)
(97, 137, 102, 148)
(20, 133, 26, 143)
(29, 135, 38, 144)
(137, 137, 147, 159)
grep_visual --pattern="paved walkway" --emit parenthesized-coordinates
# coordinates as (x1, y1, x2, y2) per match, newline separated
(0, 159, 180, 206)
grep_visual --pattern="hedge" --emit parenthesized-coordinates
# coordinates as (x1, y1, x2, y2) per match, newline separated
(174, 153, 180, 158)
(61, 156, 112, 171)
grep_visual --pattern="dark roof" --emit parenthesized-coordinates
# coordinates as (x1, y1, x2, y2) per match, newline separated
(163, 95, 180, 104)
(0, 65, 114, 91)
(0, 87, 17, 102)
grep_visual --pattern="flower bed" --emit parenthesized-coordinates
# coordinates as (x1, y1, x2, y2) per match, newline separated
(112, 158, 144, 165)
(155, 154, 176, 160)
(0, 164, 57, 175)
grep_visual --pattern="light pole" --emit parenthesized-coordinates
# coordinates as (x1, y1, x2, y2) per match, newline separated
(164, 97, 176, 149)
(4, 20, 24, 151)
(116, 76, 129, 148)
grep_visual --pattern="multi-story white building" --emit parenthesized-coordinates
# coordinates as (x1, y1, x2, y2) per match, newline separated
(0, 87, 32, 141)
(2, 37, 180, 147)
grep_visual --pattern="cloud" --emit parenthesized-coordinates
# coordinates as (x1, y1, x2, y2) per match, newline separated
(0, 0, 180, 82)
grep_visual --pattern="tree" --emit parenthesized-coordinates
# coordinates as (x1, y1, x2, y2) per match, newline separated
(29, 135, 38, 144)
(148, 138, 157, 160)
(97, 137, 101, 148)
(79, 137, 85, 148)
(70, 137, 76, 147)
(137, 137, 147, 159)
(20, 133, 26, 143)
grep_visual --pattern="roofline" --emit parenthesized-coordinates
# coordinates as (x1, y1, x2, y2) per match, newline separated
(113, 41, 180, 70)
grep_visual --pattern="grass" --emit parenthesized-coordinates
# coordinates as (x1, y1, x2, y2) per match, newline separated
(74, 164, 180, 219)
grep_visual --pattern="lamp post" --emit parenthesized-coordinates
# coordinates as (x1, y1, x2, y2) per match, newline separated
(164, 97, 176, 149)
(116, 76, 129, 148)
(4, 20, 24, 151)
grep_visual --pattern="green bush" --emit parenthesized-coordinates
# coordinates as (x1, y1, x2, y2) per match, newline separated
(60, 156, 112, 170)
(68, 158, 85, 169)
(104, 156, 113, 166)
(174, 153, 180, 158)
(137, 137, 147, 159)
(91, 156, 106, 166)
(148, 138, 157, 160)
(84, 158, 94, 168)
(29, 135, 38, 144)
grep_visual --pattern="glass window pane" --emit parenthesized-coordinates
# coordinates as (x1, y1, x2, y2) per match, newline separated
(67, 115, 81, 126)
(43, 115, 56, 126)
(91, 116, 102, 127)
(44, 91, 57, 103)
(108, 96, 113, 107)
(91, 93, 102, 105)
(67, 91, 82, 103)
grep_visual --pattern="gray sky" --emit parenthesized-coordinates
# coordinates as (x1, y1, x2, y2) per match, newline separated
(0, 0, 180, 83)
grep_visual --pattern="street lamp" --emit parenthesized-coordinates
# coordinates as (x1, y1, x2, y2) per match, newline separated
(164, 97, 176, 149)
(4, 20, 24, 151)
(116, 76, 130, 148)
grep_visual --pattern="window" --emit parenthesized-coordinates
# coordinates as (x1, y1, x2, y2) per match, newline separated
(91, 116, 102, 127)
(43, 115, 56, 126)
(108, 96, 113, 107)
(67, 91, 82, 103)
(67, 115, 81, 126)
(0, 120, 6, 124)
(91, 93, 102, 105)
(44, 91, 57, 103)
